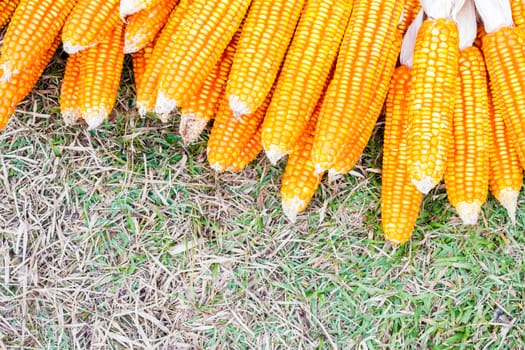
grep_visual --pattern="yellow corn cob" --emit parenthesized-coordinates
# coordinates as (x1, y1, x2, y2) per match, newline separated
(78, 23, 125, 129)
(0, 36, 60, 129)
(398, 0, 422, 35)
(155, 0, 251, 115)
(407, 18, 459, 194)
(132, 41, 155, 100)
(511, 0, 525, 27)
(381, 65, 423, 245)
(488, 82, 523, 223)
(311, 0, 404, 173)
(328, 27, 403, 180)
(260, 0, 352, 164)
(123, 0, 178, 54)
(60, 52, 83, 125)
(121, 0, 165, 17)
(482, 26, 525, 169)
(135, 0, 192, 117)
(280, 98, 323, 223)
(227, 127, 263, 173)
(179, 28, 240, 144)
(207, 89, 273, 172)
(444, 46, 489, 225)
(226, 0, 306, 118)
(62, 0, 121, 54)
(0, 0, 19, 29)
(0, 0, 76, 81)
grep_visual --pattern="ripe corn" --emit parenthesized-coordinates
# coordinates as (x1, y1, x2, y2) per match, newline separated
(312, 0, 404, 173)
(0, 0, 76, 81)
(0, 36, 60, 129)
(120, 0, 165, 17)
(78, 23, 125, 129)
(226, 0, 306, 118)
(228, 127, 263, 173)
(511, 0, 525, 27)
(261, 0, 352, 164)
(329, 27, 403, 179)
(407, 18, 459, 194)
(444, 46, 489, 225)
(280, 97, 323, 223)
(207, 89, 273, 172)
(179, 28, 240, 145)
(381, 65, 422, 245)
(132, 41, 155, 100)
(60, 52, 83, 125)
(482, 26, 525, 169)
(135, 0, 191, 117)
(123, 0, 178, 54)
(398, 0, 422, 35)
(0, 0, 19, 29)
(488, 83, 523, 223)
(155, 0, 251, 115)
(62, 0, 121, 54)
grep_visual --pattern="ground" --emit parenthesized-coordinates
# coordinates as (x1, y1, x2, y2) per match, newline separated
(0, 54, 524, 349)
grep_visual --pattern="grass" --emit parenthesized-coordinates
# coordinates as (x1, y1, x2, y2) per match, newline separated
(0, 52, 524, 349)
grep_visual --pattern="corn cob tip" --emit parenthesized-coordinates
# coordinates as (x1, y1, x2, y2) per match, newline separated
(179, 113, 208, 145)
(411, 176, 437, 194)
(62, 110, 81, 126)
(456, 201, 482, 225)
(495, 188, 519, 225)
(124, 41, 140, 55)
(120, 0, 141, 17)
(63, 42, 90, 55)
(228, 95, 251, 119)
(384, 232, 410, 246)
(264, 146, 286, 165)
(282, 197, 305, 223)
(84, 114, 105, 130)
(154, 91, 178, 116)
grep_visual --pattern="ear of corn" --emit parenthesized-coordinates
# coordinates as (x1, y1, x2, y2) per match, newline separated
(280, 96, 323, 223)
(60, 52, 83, 125)
(0, 0, 19, 29)
(179, 28, 240, 145)
(0, 36, 60, 129)
(78, 23, 125, 129)
(260, 0, 352, 164)
(407, 18, 459, 194)
(444, 46, 489, 225)
(311, 0, 404, 173)
(132, 41, 155, 100)
(207, 88, 273, 173)
(134, 0, 192, 117)
(488, 79, 523, 223)
(511, 0, 525, 26)
(123, 0, 178, 54)
(0, 0, 76, 81)
(226, 0, 306, 118)
(155, 0, 251, 116)
(482, 26, 525, 169)
(62, 0, 121, 54)
(227, 127, 263, 173)
(120, 0, 164, 17)
(398, 0, 422, 35)
(381, 65, 423, 245)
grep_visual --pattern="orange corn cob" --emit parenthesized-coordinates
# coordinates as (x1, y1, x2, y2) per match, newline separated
(60, 52, 83, 125)
(311, 0, 404, 173)
(155, 0, 251, 115)
(132, 41, 155, 100)
(121, 0, 164, 17)
(78, 23, 125, 129)
(123, 0, 178, 54)
(381, 65, 422, 245)
(407, 18, 459, 194)
(328, 27, 403, 180)
(227, 127, 263, 173)
(482, 26, 525, 169)
(62, 0, 121, 54)
(398, 0, 422, 35)
(488, 83, 523, 223)
(207, 89, 273, 172)
(135, 0, 192, 117)
(444, 46, 489, 225)
(179, 28, 240, 144)
(0, 36, 60, 129)
(0, 0, 19, 29)
(226, 0, 306, 118)
(280, 98, 323, 223)
(260, 0, 352, 164)
(511, 0, 525, 27)
(0, 0, 76, 81)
